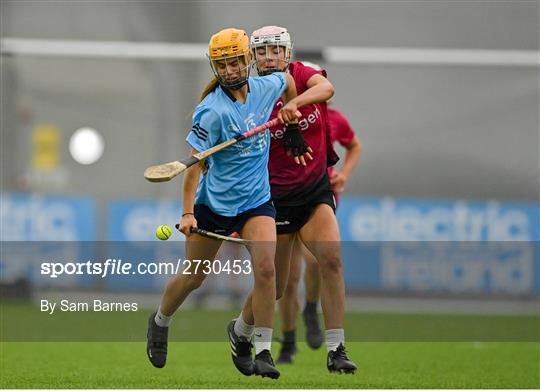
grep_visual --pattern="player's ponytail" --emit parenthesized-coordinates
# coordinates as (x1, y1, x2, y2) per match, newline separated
(186, 77, 220, 124)
(200, 77, 219, 102)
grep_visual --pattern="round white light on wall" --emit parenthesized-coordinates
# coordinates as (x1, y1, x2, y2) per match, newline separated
(69, 127, 104, 165)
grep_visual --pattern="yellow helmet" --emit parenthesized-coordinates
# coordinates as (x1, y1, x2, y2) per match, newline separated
(208, 28, 251, 90)
(209, 28, 250, 62)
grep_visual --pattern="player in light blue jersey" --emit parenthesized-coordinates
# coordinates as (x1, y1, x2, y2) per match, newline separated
(146, 28, 306, 380)
(187, 73, 285, 216)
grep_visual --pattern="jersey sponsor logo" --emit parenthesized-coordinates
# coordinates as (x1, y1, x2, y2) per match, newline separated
(270, 105, 321, 140)
(244, 113, 256, 130)
(231, 115, 268, 155)
(232, 132, 267, 155)
(259, 106, 272, 119)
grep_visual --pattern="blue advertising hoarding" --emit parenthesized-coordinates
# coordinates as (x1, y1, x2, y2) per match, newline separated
(106, 199, 184, 291)
(3, 192, 537, 295)
(1, 192, 96, 241)
(337, 197, 540, 294)
(1, 192, 96, 287)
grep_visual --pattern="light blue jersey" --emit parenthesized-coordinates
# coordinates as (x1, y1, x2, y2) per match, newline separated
(186, 73, 287, 216)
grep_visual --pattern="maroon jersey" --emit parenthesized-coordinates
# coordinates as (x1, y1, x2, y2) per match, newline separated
(327, 107, 355, 178)
(268, 62, 336, 200)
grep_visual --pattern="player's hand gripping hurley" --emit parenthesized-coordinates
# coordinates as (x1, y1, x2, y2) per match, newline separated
(144, 118, 280, 182)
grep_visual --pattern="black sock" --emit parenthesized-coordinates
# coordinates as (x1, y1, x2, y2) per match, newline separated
(304, 301, 317, 314)
(283, 330, 296, 344)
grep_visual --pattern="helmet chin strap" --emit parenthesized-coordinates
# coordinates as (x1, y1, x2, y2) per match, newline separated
(211, 56, 250, 90)
(222, 78, 248, 90)
(257, 68, 281, 76)
(257, 63, 289, 76)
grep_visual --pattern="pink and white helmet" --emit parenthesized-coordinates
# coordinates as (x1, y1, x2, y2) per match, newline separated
(250, 26, 293, 75)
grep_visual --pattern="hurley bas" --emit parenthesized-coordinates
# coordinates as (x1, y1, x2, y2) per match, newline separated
(41, 299, 138, 314)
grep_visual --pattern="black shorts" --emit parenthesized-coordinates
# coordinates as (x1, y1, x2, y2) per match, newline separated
(273, 175, 336, 235)
(194, 200, 276, 237)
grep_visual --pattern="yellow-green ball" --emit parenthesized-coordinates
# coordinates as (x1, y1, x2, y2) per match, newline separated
(156, 225, 172, 240)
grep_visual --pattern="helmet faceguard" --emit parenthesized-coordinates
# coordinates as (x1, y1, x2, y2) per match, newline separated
(208, 28, 251, 90)
(209, 54, 250, 90)
(250, 26, 292, 76)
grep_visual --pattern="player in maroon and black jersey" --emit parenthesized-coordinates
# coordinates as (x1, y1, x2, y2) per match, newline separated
(278, 96, 362, 363)
(227, 25, 357, 374)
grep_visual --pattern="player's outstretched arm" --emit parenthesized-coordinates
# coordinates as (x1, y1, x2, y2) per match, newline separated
(278, 73, 301, 123)
(294, 73, 335, 108)
(279, 73, 313, 166)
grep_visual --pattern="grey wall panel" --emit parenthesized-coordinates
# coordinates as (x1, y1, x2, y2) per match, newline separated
(1, 1, 538, 202)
